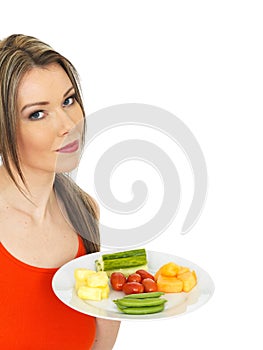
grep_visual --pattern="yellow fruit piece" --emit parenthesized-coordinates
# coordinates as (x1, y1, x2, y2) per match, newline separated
(75, 280, 85, 291)
(77, 284, 110, 301)
(177, 266, 190, 274)
(74, 268, 96, 290)
(155, 262, 180, 279)
(74, 268, 96, 281)
(157, 275, 183, 293)
(100, 284, 110, 299)
(77, 286, 102, 301)
(74, 269, 110, 300)
(177, 271, 197, 292)
(86, 271, 108, 288)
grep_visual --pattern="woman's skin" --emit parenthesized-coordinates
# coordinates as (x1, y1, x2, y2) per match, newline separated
(0, 63, 120, 349)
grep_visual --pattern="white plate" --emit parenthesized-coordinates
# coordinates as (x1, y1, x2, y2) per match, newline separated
(52, 250, 214, 321)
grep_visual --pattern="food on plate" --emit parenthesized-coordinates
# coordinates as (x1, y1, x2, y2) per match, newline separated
(122, 291, 164, 299)
(116, 297, 166, 308)
(110, 272, 127, 291)
(74, 269, 110, 301)
(156, 275, 184, 293)
(136, 269, 155, 281)
(98, 265, 149, 278)
(155, 262, 197, 293)
(141, 278, 158, 292)
(95, 249, 148, 276)
(113, 291, 167, 315)
(75, 250, 197, 306)
(122, 281, 144, 295)
(109, 269, 158, 294)
(77, 284, 110, 301)
(127, 273, 142, 283)
(74, 268, 96, 290)
(115, 304, 166, 315)
(85, 271, 108, 287)
(177, 271, 197, 292)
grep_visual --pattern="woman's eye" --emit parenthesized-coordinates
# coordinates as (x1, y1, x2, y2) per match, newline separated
(63, 95, 75, 107)
(29, 111, 45, 120)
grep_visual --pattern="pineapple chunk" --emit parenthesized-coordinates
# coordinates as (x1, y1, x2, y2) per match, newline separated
(100, 284, 110, 299)
(77, 284, 110, 301)
(74, 269, 110, 301)
(74, 268, 96, 290)
(86, 271, 108, 288)
(74, 268, 96, 281)
(77, 286, 102, 301)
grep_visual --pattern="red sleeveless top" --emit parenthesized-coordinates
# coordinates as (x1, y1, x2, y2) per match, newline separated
(0, 236, 96, 350)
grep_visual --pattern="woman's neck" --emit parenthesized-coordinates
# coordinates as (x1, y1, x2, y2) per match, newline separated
(0, 165, 56, 223)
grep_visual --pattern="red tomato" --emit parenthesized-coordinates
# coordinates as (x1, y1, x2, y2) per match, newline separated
(142, 278, 158, 292)
(110, 272, 126, 291)
(122, 282, 144, 295)
(127, 273, 142, 283)
(136, 269, 155, 281)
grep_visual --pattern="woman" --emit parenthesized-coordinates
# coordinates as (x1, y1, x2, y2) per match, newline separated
(0, 34, 120, 349)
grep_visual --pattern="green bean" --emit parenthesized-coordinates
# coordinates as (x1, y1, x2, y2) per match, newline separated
(116, 304, 165, 315)
(115, 297, 167, 308)
(114, 302, 127, 310)
(123, 291, 164, 299)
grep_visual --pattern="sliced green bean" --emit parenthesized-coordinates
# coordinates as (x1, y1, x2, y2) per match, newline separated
(123, 291, 164, 299)
(116, 304, 165, 315)
(115, 297, 167, 308)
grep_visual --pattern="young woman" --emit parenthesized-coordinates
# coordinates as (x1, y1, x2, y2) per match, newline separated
(0, 34, 120, 349)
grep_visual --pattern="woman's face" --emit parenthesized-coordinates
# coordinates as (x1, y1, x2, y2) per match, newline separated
(16, 63, 84, 175)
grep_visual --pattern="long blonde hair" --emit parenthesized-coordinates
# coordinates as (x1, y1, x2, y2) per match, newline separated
(0, 34, 100, 253)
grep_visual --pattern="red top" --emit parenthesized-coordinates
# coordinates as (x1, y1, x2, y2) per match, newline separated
(0, 236, 96, 350)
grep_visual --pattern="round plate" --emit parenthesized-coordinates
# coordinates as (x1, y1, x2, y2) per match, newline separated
(52, 250, 214, 321)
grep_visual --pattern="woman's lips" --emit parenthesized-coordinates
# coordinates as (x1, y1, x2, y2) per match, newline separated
(56, 140, 79, 153)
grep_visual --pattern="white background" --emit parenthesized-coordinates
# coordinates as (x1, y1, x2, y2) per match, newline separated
(2, 1, 263, 349)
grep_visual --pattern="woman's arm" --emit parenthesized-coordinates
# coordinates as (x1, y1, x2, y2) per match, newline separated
(92, 318, 120, 350)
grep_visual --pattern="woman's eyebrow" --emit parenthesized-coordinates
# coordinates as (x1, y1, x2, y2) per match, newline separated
(21, 101, 49, 113)
(20, 86, 75, 113)
(63, 86, 74, 97)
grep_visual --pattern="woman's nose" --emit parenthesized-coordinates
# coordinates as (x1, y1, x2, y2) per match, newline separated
(56, 108, 76, 136)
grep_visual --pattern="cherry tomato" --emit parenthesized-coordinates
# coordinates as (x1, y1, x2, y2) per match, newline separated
(136, 269, 155, 281)
(110, 272, 126, 291)
(141, 278, 158, 292)
(127, 273, 142, 283)
(122, 282, 144, 295)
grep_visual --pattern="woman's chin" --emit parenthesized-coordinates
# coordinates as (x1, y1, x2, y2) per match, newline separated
(55, 156, 81, 174)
